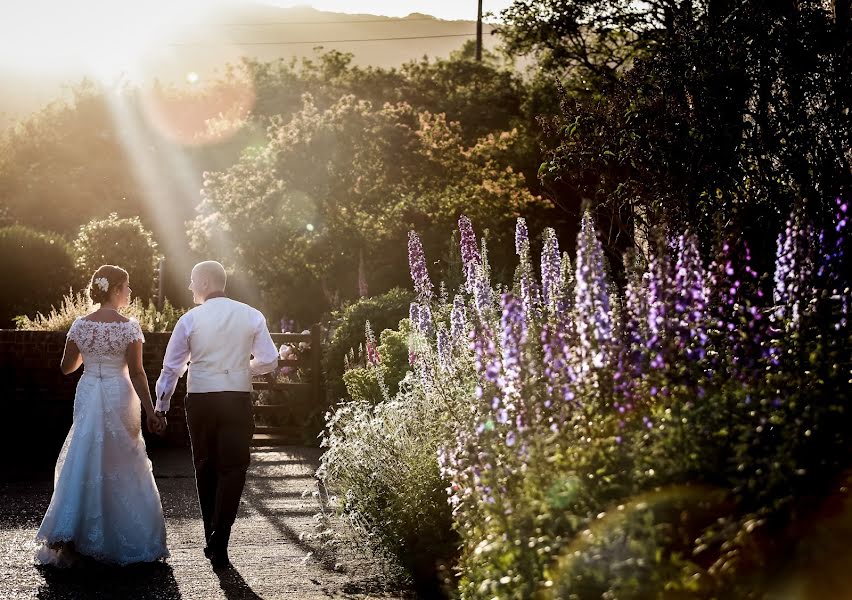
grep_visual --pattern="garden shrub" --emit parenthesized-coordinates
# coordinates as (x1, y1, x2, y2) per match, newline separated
(0, 225, 75, 328)
(342, 320, 412, 405)
(322, 287, 413, 404)
(72, 213, 160, 303)
(15, 289, 185, 332)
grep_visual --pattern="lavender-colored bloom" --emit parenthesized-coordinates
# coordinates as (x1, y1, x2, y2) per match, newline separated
(514, 217, 539, 317)
(515, 217, 529, 257)
(773, 211, 812, 326)
(472, 325, 501, 386)
(471, 263, 493, 317)
(418, 303, 435, 337)
(674, 233, 709, 360)
(541, 323, 578, 408)
(541, 228, 562, 314)
(437, 326, 451, 372)
(458, 215, 481, 293)
(500, 293, 527, 400)
(451, 295, 467, 343)
(574, 211, 613, 370)
(408, 230, 434, 300)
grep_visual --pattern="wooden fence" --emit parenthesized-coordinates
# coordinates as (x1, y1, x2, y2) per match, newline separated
(250, 325, 323, 446)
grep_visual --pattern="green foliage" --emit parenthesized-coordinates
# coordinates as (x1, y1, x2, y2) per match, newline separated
(318, 386, 459, 595)
(0, 225, 75, 328)
(73, 213, 160, 302)
(323, 288, 413, 405)
(14, 289, 185, 332)
(342, 320, 413, 405)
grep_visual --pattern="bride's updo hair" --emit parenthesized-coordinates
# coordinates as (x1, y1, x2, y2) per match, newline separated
(88, 265, 129, 305)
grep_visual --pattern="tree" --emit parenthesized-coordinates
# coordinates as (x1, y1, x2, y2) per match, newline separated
(507, 0, 851, 269)
(188, 94, 543, 323)
(73, 213, 160, 303)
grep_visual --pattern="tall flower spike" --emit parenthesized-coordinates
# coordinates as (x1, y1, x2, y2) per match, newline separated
(451, 294, 467, 344)
(437, 326, 452, 372)
(515, 217, 529, 257)
(408, 230, 434, 300)
(458, 215, 481, 293)
(773, 210, 808, 326)
(418, 303, 435, 337)
(515, 217, 539, 318)
(674, 232, 709, 360)
(541, 228, 562, 315)
(574, 211, 613, 370)
(499, 293, 527, 435)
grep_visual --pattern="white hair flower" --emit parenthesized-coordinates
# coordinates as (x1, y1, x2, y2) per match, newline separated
(94, 277, 109, 292)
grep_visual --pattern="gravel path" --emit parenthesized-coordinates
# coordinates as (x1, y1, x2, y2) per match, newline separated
(0, 446, 407, 599)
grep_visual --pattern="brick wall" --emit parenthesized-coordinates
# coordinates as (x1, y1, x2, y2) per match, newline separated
(0, 330, 188, 479)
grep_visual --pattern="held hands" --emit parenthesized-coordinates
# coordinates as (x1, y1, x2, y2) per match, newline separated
(146, 411, 168, 436)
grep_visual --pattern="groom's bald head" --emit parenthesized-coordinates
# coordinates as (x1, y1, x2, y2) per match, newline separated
(191, 261, 227, 293)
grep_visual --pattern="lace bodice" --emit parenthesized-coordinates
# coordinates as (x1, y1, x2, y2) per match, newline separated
(67, 318, 145, 361)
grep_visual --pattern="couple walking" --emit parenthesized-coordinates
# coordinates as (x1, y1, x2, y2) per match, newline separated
(33, 260, 279, 570)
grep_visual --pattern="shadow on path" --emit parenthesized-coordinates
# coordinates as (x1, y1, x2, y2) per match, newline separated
(36, 560, 181, 600)
(215, 565, 266, 600)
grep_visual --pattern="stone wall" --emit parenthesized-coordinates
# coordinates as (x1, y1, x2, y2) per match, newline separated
(0, 330, 188, 479)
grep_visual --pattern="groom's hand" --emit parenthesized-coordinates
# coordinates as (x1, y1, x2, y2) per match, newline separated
(155, 411, 168, 436)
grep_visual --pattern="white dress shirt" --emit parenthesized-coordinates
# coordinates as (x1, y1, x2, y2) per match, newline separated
(154, 298, 279, 413)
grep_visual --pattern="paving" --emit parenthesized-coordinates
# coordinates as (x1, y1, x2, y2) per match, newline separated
(0, 446, 407, 599)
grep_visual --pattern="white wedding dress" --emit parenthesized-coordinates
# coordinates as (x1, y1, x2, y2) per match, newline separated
(33, 318, 169, 567)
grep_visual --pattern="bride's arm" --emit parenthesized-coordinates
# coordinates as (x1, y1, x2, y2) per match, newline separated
(60, 339, 82, 375)
(127, 341, 156, 419)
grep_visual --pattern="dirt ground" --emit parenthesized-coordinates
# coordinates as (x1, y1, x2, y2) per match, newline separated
(0, 446, 409, 599)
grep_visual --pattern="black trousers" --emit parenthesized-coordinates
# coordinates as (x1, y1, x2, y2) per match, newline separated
(184, 391, 254, 552)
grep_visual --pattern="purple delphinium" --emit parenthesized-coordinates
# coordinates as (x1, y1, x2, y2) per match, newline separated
(614, 256, 648, 412)
(541, 228, 562, 316)
(458, 215, 481, 293)
(832, 197, 849, 329)
(515, 217, 529, 256)
(418, 303, 435, 338)
(773, 210, 814, 327)
(541, 321, 578, 423)
(673, 233, 709, 362)
(451, 294, 467, 344)
(514, 217, 537, 317)
(500, 293, 526, 400)
(499, 293, 529, 445)
(574, 211, 613, 371)
(558, 251, 575, 314)
(470, 263, 493, 318)
(437, 326, 452, 372)
(408, 230, 434, 300)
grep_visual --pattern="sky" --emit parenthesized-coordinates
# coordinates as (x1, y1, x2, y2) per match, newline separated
(264, 1, 515, 21)
(0, 0, 513, 78)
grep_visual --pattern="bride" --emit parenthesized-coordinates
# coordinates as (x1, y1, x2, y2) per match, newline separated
(34, 264, 170, 567)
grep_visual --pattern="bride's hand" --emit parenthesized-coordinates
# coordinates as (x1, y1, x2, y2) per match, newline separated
(146, 412, 161, 434)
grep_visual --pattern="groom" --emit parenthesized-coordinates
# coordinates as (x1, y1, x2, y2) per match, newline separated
(154, 261, 278, 569)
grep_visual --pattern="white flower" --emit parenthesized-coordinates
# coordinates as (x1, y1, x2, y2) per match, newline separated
(94, 277, 109, 292)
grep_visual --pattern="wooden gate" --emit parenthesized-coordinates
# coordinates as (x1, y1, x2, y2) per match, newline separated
(250, 325, 323, 446)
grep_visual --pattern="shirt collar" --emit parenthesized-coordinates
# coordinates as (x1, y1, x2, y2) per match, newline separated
(204, 291, 228, 302)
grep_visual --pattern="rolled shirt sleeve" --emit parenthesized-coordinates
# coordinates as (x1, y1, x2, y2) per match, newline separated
(155, 313, 193, 413)
(250, 310, 279, 376)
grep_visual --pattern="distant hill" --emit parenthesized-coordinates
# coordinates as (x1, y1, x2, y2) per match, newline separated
(0, 5, 503, 128)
